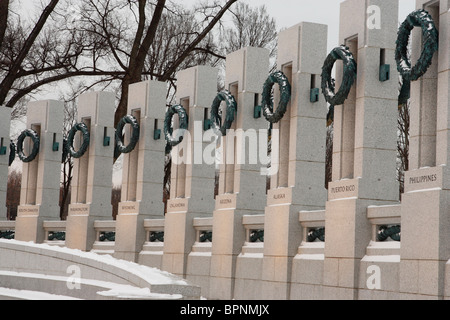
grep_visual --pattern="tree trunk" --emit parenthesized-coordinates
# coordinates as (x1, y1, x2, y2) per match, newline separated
(114, 0, 167, 127)
(0, 0, 59, 106)
(0, 0, 10, 51)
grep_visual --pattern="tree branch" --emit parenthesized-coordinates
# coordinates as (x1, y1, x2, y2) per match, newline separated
(128, 0, 147, 74)
(192, 47, 226, 60)
(5, 68, 174, 108)
(160, 0, 237, 81)
(0, 0, 60, 106)
(0, 0, 10, 50)
(132, 0, 167, 81)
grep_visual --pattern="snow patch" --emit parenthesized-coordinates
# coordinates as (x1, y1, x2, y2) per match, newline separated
(367, 204, 401, 209)
(297, 254, 324, 261)
(407, 187, 442, 194)
(300, 241, 325, 248)
(368, 240, 400, 249)
(97, 288, 182, 300)
(361, 255, 400, 263)
(0, 270, 182, 300)
(0, 239, 188, 286)
(0, 287, 81, 300)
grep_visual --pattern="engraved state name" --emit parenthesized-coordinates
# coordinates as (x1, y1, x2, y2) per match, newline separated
(330, 185, 356, 194)
(70, 207, 88, 212)
(121, 205, 136, 210)
(408, 174, 437, 184)
(18, 208, 39, 213)
(169, 202, 185, 208)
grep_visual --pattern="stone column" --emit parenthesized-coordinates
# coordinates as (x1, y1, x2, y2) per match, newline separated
(162, 66, 218, 278)
(208, 46, 269, 300)
(15, 100, 64, 243)
(0, 107, 11, 220)
(399, 0, 450, 299)
(259, 22, 328, 300)
(65, 91, 116, 251)
(114, 80, 166, 262)
(323, 0, 400, 299)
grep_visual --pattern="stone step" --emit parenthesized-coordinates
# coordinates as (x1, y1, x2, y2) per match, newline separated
(0, 239, 200, 300)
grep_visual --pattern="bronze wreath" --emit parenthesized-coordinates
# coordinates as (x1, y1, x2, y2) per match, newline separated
(67, 122, 90, 159)
(17, 129, 40, 163)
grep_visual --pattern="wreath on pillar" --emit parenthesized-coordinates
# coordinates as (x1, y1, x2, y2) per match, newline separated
(321, 45, 357, 126)
(115, 114, 140, 155)
(261, 71, 292, 124)
(164, 104, 189, 150)
(17, 129, 40, 163)
(395, 9, 439, 106)
(67, 122, 90, 159)
(210, 90, 237, 136)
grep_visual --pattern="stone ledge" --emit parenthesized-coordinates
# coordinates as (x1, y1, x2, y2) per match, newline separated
(0, 239, 200, 300)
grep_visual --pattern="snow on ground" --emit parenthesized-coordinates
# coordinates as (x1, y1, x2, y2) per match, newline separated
(0, 239, 188, 286)
(97, 287, 182, 300)
(0, 270, 183, 300)
(0, 287, 81, 300)
(0, 239, 188, 300)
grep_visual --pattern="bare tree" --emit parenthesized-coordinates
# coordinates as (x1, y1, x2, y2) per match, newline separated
(220, 2, 277, 57)
(1, 0, 239, 121)
(397, 101, 409, 197)
(0, 0, 9, 51)
(6, 169, 21, 220)
(111, 186, 121, 219)
(70, 0, 238, 127)
(0, 0, 61, 108)
(220, 2, 277, 72)
(2, 0, 241, 219)
(3, 0, 281, 218)
(70, 0, 238, 214)
(59, 96, 78, 220)
(325, 124, 333, 189)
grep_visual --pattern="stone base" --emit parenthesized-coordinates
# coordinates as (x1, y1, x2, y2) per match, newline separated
(114, 205, 146, 262)
(65, 204, 97, 251)
(162, 198, 193, 277)
(290, 255, 325, 300)
(260, 193, 303, 300)
(14, 205, 44, 243)
(208, 254, 237, 300)
(323, 183, 395, 300)
(233, 243, 263, 300)
(138, 242, 164, 269)
(358, 255, 400, 300)
(209, 197, 249, 300)
(186, 243, 212, 299)
(399, 172, 450, 299)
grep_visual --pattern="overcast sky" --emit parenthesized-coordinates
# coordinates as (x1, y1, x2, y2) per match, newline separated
(186, 0, 417, 52)
(17, 0, 417, 51)
(14, 0, 417, 105)
(250, 0, 415, 50)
